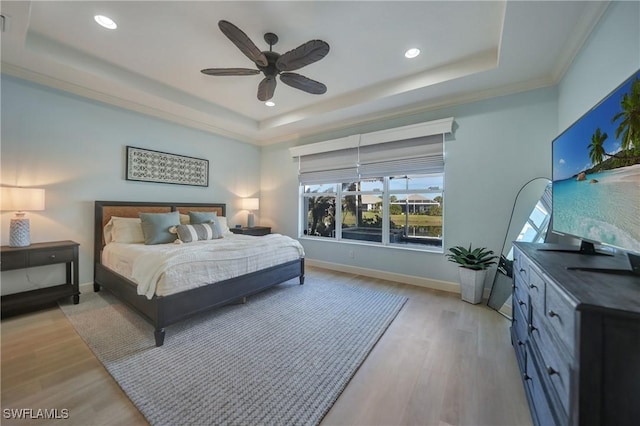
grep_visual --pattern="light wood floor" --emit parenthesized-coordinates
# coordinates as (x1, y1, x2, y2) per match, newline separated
(1, 266, 532, 426)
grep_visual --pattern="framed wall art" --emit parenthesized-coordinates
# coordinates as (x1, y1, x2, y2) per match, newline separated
(126, 146, 209, 187)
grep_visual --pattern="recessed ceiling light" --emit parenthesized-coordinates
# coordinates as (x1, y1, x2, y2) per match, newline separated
(94, 15, 117, 30)
(405, 48, 420, 59)
(265, 101, 275, 107)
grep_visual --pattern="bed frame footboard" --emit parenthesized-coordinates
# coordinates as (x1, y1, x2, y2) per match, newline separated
(94, 258, 304, 346)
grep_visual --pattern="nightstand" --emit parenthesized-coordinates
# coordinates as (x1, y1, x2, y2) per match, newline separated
(1, 240, 80, 318)
(230, 226, 271, 236)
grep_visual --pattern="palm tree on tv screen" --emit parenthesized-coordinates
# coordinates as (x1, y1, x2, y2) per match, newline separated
(588, 127, 608, 166)
(613, 77, 640, 151)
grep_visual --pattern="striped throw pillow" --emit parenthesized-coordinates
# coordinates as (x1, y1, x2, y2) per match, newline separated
(173, 223, 221, 243)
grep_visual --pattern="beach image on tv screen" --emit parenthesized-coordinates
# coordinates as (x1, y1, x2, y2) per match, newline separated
(552, 70, 640, 253)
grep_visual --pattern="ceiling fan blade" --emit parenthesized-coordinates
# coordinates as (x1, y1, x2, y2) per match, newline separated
(280, 73, 327, 95)
(201, 68, 261, 76)
(218, 20, 268, 67)
(258, 78, 277, 101)
(276, 40, 330, 72)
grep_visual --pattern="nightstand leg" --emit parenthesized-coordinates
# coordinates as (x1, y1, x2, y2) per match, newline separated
(93, 283, 101, 292)
(73, 294, 79, 304)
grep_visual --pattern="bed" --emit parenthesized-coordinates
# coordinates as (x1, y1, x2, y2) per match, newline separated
(93, 201, 305, 346)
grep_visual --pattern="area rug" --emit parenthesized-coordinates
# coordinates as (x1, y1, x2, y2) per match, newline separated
(59, 273, 407, 426)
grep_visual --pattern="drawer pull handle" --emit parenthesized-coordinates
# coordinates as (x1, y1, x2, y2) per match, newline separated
(546, 366, 559, 376)
(529, 283, 537, 289)
(518, 300, 525, 306)
(49, 254, 56, 259)
(517, 339, 524, 346)
(528, 323, 537, 332)
(512, 284, 516, 290)
(523, 373, 531, 381)
(548, 310, 559, 318)
(519, 268, 526, 273)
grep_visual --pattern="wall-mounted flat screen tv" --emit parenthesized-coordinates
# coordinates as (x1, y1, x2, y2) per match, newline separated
(552, 69, 640, 259)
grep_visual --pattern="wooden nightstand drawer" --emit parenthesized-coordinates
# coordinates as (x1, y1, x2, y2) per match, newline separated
(1, 251, 28, 271)
(29, 247, 75, 267)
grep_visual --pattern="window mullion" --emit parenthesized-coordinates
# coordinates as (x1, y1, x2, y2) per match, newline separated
(382, 178, 390, 245)
(335, 184, 342, 240)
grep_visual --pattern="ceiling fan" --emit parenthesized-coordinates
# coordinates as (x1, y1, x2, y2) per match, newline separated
(201, 20, 330, 102)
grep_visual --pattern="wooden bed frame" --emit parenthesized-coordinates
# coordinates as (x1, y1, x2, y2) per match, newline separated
(93, 201, 304, 346)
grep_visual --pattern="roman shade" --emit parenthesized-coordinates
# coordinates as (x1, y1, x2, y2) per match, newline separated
(358, 134, 443, 178)
(291, 118, 453, 184)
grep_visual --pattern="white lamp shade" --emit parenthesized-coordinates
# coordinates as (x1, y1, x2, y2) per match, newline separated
(242, 198, 259, 211)
(1, 187, 45, 211)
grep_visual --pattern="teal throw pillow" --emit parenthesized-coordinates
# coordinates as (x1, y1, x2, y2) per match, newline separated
(139, 211, 180, 245)
(188, 211, 217, 224)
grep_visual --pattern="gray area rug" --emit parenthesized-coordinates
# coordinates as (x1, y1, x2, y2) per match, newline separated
(60, 274, 407, 426)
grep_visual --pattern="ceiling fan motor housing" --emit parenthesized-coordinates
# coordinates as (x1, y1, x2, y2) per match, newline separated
(259, 51, 280, 79)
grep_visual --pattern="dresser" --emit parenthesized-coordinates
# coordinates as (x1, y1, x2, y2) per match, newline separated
(511, 242, 640, 426)
(1, 240, 80, 317)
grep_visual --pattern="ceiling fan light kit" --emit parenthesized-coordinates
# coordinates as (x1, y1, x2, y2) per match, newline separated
(201, 20, 330, 102)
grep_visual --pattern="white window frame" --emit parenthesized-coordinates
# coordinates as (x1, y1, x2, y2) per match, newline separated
(299, 174, 444, 252)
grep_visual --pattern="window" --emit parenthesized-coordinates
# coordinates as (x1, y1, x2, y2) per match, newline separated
(292, 118, 453, 252)
(301, 174, 443, 250)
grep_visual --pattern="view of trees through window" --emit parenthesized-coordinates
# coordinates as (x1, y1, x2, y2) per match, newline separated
(301, 175, 443, 250)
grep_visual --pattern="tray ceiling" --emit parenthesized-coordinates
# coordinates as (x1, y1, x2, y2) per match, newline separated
(0, 1, 608, 145)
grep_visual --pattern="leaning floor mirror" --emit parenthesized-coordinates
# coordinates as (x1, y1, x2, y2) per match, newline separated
(487, 177, 552, 318)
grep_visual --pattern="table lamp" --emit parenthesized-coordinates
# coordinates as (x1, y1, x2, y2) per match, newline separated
(1, 187, 45, 247)
(242, 198, 259, 228)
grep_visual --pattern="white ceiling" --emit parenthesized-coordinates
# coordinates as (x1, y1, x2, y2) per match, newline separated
(0, 1, 609, 146)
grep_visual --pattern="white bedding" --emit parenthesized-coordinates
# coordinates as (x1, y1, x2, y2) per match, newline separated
(102, 233, 305, 299)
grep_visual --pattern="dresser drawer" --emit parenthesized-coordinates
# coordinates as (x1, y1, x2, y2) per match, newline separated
(525, 344, 560, 426)
(530, 308, 571, 414)
(514, 250, 529, 283)
(0, 251, 27, 270)
(512, 303, 528, 368)
(545, 281, 576, 351)
(528, 266, 545, 314)
(29, 248, 75, 267)
(511, 325, 527, 373)
(513, 274, 529, 315)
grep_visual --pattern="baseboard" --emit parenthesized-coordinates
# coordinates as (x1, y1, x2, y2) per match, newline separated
(80, 282, 94, 293)
(305, 259, 461, 295)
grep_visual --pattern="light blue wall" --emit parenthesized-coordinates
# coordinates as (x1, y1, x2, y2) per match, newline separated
(558, 1, 640, 131)
(261, 87, 558, 286)
(261, 1, 639, 288)
(1, 76, 261, 292)
(2, 1, 636, 294)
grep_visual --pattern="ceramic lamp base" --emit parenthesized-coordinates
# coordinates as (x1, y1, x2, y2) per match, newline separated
(247, 213, 255, 228)
(9, 217, 31, 247)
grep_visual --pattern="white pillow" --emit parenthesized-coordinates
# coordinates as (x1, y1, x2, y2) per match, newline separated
(109, 217, 145, 244)
(217, 216, 232, 235)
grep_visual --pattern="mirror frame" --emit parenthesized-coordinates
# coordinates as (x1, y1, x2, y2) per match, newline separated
(487, 177, 551, 317)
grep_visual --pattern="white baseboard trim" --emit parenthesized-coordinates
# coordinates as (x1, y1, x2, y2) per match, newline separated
(80, 282, 94, 293)
(305, 259, 461, 295)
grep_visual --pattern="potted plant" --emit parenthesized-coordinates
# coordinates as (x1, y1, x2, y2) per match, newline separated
(446, 244, 498, 304)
